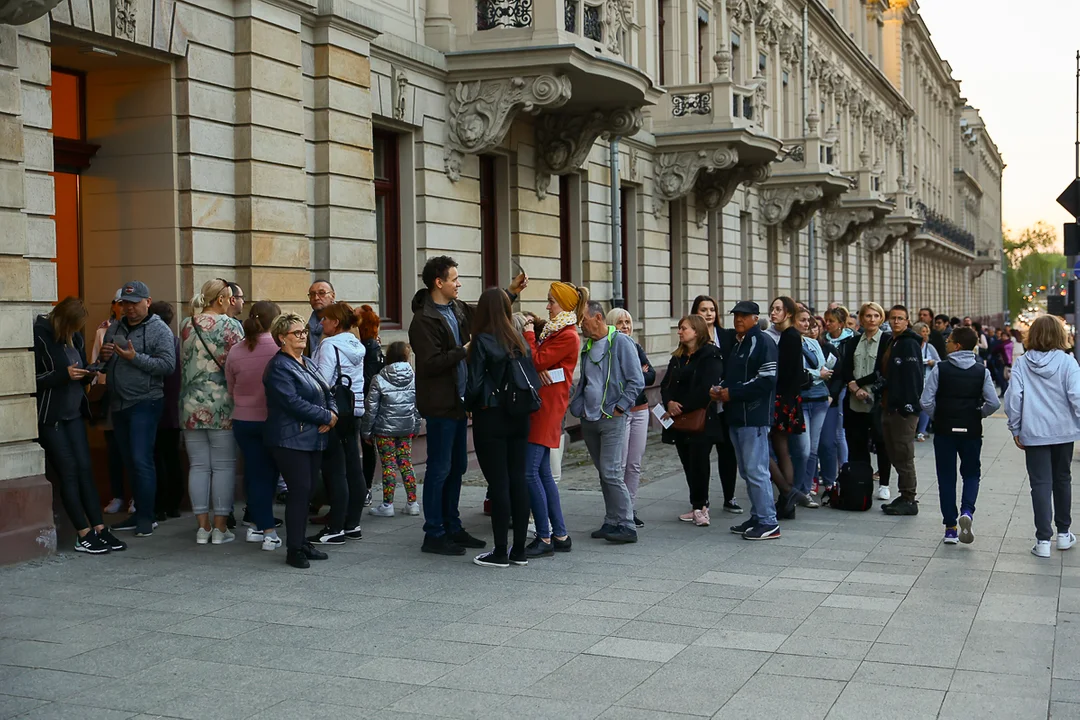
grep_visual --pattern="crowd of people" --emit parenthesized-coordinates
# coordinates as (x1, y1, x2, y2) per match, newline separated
(31, 258, 1079, 569)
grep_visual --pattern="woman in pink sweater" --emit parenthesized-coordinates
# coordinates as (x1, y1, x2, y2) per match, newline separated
(225, 301, 282, 550)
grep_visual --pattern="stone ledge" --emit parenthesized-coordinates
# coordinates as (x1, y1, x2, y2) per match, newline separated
(0, 474, 55, 566)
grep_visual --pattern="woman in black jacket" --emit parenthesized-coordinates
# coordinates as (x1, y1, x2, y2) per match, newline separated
(466, 288, 533, 568)
(34, 297, 127, 555)
(355, 304, 384, 500)
(661, 315, 724, 527)
(607, 308, 655, 528)
(767, 296, 810, 517)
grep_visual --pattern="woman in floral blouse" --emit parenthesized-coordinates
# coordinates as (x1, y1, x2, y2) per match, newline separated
(180, 278, 244, 545)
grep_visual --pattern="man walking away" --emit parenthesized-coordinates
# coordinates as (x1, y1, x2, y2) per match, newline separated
(99, 281, 177, 536)
(570, 301, 645, 543)
(713, 301, 780, 540)
(879, 305, 925, 516)
(921, 327, 999, 545)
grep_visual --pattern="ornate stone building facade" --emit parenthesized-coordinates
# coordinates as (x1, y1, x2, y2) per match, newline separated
(0, 0, 1004, 560)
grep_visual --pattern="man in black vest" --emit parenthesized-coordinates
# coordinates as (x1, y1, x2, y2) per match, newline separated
(920, 327, 1000, 546)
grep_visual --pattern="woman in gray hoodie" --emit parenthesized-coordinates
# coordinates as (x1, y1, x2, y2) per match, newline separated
(1005, 316, 1080, 558)
(362, 342, 422, 517)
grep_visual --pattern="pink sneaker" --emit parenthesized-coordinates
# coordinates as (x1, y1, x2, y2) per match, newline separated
(702, 507, 711, 522)
(678, 510, 696, 522)
(693, 509, 710, 527)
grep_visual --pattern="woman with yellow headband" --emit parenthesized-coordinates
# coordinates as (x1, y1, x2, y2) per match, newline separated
(521, 281, 590, 558)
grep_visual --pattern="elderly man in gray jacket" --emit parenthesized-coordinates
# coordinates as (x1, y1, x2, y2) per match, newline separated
(570, 301, 646, 543)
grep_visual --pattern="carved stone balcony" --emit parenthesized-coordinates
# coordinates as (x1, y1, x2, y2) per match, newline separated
(909, 200, 979, 265)
(444, 0, 660, 186)
(650, 57, 781, 217)
(819, 151, 895, 251)
(862, 187, 923, 255)
(759, 112, 851, 233)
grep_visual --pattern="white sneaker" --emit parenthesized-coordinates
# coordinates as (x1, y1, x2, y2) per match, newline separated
(369, 503, 394, 517)
(1059, 532, 1077, 551)
(246, 528, 265, 543)
(211, 528, 235, 545)
(128, 499, 136, 514)
(196, 527, 212, 545)
(406, 502, 421, 516)
(1032, 540, 1052, 558)
(104, 498, 123, 514)
(261, 535, 282, 551)
(875, 486, 891, 501)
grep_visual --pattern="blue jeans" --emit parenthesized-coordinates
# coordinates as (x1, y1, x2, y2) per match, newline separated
(819, 401, 842, 488)
(934, 433, 982, 527)
(526, 442, 567, 539)
(917, 411, 931, 436)
(422, 416, 468, 538)
(800, 401, 829, 494)
(729, 425, 777, 526)
(233, 420, 278, 532)
(111, 399, 163, 533)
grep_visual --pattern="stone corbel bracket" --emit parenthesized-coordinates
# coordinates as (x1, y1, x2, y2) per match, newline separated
(761, 184, 826, 233)
(445, 74, 573, 181)
(862, 222, 900, 255)
(820, 206, 877, 252)
(652, 147, 743, 217)
(535, 107, 643, 199)
(1, 0, 62, 25)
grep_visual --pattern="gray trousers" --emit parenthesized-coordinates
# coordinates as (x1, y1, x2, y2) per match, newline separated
(185, 429, 237, 517)
(620, 408, 650, 505)
(581, 416, 633, 529)
(1025, 442, 1073, 541)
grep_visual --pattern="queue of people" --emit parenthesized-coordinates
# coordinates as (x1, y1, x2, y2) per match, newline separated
(31, 268, 1075, 568)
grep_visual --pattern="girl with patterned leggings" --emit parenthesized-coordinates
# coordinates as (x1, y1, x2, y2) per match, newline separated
(361, 342, 422, 517)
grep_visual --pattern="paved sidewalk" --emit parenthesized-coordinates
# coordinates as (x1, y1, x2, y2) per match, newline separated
(1, 416, 1077, 720)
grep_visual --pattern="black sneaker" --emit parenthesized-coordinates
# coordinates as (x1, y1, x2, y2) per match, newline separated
(743, 523, 781, 540)
(155, 511, 167, 522)
(276, 491, 288, 505)
(450, 530, 486, 549)
(591, 523, 618, 539)
(776, 495, 797, 521)
(300, 542, 329, 560)
(723, 500, 743, 514)
(364, 491, 373, 507)
(308, 527, 346, 545)
(473, 551, 510, 568)
(112, 516, 138, 532)
(242, 507, 253, 527)
(166, 509, 182, 519)
(226, 512, 237, 529)
(525, 537, 554, 558)
(286, 548, 310, 569)
(134, 525, 154, 537)
(604, 526, 638, 544)
(98, 528, 127, 552)
(553, 535, 572, 553)
(344, 526, 363, 540)
(730, 518, 755, 534)
(422, 535, 466, 556)
(74, 532, 110, 554)
(882, 498, 919, 516)
(274, 517, 283, 528)
(634, 515, 645, 528)
(508, 547, 529, 566)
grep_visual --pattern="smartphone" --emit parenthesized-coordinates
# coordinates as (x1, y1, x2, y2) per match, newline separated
(85, 362, 104, 374)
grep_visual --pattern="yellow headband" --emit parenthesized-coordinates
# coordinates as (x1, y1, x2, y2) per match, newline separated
(549, 282, 580, 314)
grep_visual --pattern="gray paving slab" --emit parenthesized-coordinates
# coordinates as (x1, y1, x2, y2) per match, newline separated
(0, 416, 1071, 719)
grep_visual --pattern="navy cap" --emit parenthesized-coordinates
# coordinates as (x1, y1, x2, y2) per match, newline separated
(729, 301, 760, 315)
(119, 281, 151, 302)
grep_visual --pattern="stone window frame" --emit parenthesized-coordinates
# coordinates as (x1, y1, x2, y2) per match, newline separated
(374, 129, 403, 325)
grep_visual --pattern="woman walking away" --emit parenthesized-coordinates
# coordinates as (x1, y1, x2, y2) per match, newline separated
(226, 300, 283, 550)
(356, 305, 385, 500)
(766, 296, 810, 517)
(1004, 315, 1080, 558)
(692, 295, 742, 514)
(661, 315, 724, 526)
(362, 342, 421, 516)
(523, 282, 588, 557)
(608, 308, 655, 527)
(180, 279, 244, 545)
(311, 302, 367, 544)
(265, 313, 338, 568)
(467, 288, 534, 567)
(913, 321, 941, 442)
(34, 297, 127, 554)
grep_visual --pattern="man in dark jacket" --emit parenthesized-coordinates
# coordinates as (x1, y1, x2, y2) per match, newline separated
(407, 256, 527, 556)
(878, 305, 925, 516)
(712, 301, 780, 540)
(919, 307, 947, 359)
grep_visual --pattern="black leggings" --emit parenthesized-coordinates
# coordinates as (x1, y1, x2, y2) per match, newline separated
(38, 419, 102, 531)
(846, 411, 892, 485)
(676, 439, 712, 510)
(473, 408, 530, 555)
(322, 424, 364, 531)
(362, 440, 376, 490)
(154, 428, 184, 515)
(272, 447, 321, 549)
(714, 428, 738, 503)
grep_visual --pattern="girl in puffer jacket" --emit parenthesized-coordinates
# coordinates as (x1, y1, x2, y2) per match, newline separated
(361, 342, 422, 517)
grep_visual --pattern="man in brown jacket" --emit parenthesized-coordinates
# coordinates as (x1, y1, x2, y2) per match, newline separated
(408, 256, 526, 555)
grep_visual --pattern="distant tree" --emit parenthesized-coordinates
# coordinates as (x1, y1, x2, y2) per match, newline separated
(1004, 223, 1064, 319)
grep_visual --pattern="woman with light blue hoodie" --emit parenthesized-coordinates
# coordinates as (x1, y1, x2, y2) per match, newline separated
(1005, 316, 1080, 558)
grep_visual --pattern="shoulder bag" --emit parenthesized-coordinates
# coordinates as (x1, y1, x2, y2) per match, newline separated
(332, 346, 356, 430)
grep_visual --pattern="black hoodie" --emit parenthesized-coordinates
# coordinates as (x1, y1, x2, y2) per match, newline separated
(877, 328, 925, 416)
(34, 315, 92, 426)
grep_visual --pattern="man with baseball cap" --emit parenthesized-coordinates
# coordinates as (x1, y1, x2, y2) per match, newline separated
(98, 281, 176, 536)
(710, 301, 781, 540)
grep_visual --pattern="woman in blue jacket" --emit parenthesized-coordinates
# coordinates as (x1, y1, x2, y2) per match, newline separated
(264, 313, 339, 568)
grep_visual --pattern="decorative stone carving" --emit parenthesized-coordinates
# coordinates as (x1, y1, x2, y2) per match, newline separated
(393, 66, 409, 121)
(820, 205, 876, 249)
(671, 93, 712, 117)
(761, 184, 824, 228)
(603, 0, 633, 55)
(0, 0, 62, 25)
(445, 74, 573, 181)
(713, 49, 732, 79)
(534, 106, 643, 198)
(780, 24, 801, 67)
(806, 110, 820, 136)
(728, 0, 751, 25)
(863, 222, 899, 254)
(113, 0, 136, 41)
(653, 147, 739, 216)
(628, 146, 639, 180)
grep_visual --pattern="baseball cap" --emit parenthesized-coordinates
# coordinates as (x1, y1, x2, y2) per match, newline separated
(112, 288, 123, 303)
(119, 281, 151, 302)
(729, 301, 760, 315)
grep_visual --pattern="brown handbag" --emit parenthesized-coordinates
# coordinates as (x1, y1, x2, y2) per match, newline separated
(671, 407, 707, 433)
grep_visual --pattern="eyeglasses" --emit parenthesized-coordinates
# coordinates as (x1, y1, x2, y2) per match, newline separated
(287, 328, 310, 338)
(308, 290, 331, 299)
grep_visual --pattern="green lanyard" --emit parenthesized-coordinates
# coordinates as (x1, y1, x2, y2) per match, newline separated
(584, 327, 619, 418)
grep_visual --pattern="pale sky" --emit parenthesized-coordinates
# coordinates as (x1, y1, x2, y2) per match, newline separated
(916, 0, 1080, 241)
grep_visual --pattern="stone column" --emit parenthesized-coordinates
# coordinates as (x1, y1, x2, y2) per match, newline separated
(0, 19, 55, 564)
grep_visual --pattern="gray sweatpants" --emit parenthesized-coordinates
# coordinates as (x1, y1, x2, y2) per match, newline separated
(185, 429, 237, 517)
(581, 416, 633, 529)
(620, 408, 650, 505)
(1025, 442, 1073, 541)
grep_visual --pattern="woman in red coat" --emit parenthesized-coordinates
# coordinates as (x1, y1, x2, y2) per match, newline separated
(522, 282, 589, 558)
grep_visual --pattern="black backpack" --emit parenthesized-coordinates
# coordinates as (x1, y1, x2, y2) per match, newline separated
(501, 351, 542, 416)
(331, 347, 356, 431)
(824, 461, 874, 511)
